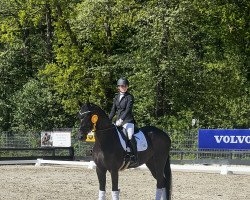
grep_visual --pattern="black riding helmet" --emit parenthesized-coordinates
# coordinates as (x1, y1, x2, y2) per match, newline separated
(117, 78, 129, 86)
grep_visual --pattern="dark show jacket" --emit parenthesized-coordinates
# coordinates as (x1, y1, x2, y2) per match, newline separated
(109, 92, 135, 124)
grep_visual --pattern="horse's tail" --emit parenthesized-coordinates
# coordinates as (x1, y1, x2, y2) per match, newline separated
(164, 155, 172, 200)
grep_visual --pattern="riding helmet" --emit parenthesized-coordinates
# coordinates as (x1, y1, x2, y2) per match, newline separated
(117, 78, 129, 86)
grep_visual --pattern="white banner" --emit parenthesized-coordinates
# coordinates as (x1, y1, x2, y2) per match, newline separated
(41, 131, 71, 147)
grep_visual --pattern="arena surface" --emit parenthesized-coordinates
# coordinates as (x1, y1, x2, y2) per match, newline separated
(0, 165, 249, 200)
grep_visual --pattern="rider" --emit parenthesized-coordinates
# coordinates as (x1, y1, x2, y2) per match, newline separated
(109, 78, 137, 162)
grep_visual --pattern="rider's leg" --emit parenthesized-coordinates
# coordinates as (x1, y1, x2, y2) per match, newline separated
(129, 137, 138, 161)
(123, 123, 137, 161)
(123, 123, 134, 140)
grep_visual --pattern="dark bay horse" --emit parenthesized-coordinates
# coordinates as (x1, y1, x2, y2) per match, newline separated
(78, 102, 172, 200)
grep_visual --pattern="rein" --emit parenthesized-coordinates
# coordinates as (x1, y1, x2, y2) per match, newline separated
(95, 124, 116, 133)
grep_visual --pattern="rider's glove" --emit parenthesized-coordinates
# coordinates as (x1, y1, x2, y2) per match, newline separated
(115, 119, 123, 126)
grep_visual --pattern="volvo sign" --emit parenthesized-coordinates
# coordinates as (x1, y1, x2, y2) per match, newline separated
(198, 129, 250, 150)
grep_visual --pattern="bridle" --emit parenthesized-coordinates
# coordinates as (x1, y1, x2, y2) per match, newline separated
(79, 110, 91, 116)
(79, 110, 115, 134)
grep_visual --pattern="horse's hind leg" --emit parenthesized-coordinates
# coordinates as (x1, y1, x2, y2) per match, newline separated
(146, 158, 157, 179)
(96, 166, 107, 200)
(146, 156, 168, 200)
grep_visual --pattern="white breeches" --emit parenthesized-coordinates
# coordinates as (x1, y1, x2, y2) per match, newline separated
(122, 123, 134, 140)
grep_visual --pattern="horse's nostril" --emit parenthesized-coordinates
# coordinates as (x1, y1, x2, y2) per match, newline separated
(78, 135, 83, 140)
(78, 130, 84, 140)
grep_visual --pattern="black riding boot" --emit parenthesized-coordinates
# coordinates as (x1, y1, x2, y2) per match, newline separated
(129, 138, 138, 163)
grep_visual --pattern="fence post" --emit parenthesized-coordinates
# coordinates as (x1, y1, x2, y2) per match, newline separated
(69, 147, 74, 160)
(180, 152, 184, 160)
(196, 151, 199, 160)
(52, 148, 55, 157)
(35, 158, 42, 166)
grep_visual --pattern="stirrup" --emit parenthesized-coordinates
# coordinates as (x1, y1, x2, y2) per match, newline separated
(124, 153, 130, 162)
(129, 154, 138, 163)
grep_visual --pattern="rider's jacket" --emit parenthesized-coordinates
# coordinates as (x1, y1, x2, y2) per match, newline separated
(109, 92, 135, 125)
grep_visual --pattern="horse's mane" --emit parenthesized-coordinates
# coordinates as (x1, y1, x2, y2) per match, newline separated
(89, 103, 109, 119)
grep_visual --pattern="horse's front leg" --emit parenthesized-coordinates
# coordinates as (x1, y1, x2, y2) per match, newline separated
(110, 169, 120, 200)
(96, 166, 107, 200)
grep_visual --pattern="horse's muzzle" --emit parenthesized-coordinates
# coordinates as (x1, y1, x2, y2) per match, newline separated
(78, 130, 87, 141)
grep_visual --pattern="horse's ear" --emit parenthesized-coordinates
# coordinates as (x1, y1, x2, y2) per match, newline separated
(78, 100, 83, 108)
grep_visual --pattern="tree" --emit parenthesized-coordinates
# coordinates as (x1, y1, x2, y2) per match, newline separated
(0, 0, 249, 134)
(12, 79, 74, 132)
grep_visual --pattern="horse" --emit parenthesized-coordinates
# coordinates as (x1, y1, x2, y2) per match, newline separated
(78, 102, 172, 200)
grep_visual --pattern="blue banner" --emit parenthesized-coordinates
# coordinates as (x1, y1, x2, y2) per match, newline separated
(198, 129, 250, 150)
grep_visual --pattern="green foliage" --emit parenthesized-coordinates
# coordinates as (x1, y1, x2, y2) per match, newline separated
(12, 79, 74, 132)
(0, 0, 249, 138)
(0, 40, 32, 131)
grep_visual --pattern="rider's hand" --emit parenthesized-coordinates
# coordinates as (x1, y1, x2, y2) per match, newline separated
(115, 119, 123, 126)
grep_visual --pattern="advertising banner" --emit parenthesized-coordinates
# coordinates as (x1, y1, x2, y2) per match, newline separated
(198, 129, 250, 150)
(41, 131, 71, 147)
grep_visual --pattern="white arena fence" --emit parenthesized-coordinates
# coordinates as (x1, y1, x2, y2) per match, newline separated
(0, 159, 250, 175)
(1, 129, 249, 166)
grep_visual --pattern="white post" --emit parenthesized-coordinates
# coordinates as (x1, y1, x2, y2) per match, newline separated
(220, 165, 228, 175)
(88, 161, 96, 169)
(35, 158, 42, 166)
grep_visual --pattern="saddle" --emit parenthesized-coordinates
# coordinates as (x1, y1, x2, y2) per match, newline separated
(116, 126, 143, 170)
(117, 126, 140, 143)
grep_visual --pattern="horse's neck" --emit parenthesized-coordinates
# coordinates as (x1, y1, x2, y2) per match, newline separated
(94, 130, 119, 154)
(95, 108, 113, 130)
(96, 116, 113, 130)
(95, 123, 119, 150)
(93, 106, 120, 149)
